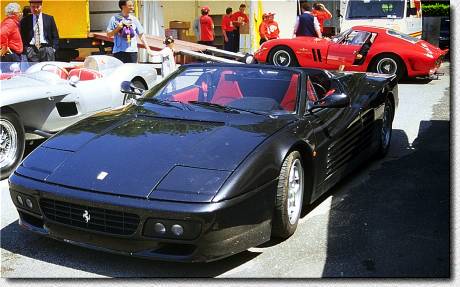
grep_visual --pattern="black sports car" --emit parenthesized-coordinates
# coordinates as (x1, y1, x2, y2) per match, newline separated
(9, 64, 398, 262)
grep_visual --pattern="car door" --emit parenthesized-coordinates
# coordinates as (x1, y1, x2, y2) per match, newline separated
(303, 76, 363, 202)
(327, 30, 372, 66)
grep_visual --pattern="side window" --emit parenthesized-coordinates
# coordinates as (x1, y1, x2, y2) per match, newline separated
(342, 31, 371, 46)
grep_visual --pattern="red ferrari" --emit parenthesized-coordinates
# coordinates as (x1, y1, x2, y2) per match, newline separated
(254, 26, 447, 80)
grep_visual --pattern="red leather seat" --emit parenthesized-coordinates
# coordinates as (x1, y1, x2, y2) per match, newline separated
(68, 68, 102, 81)
(211, 71, 243, 105)
(280, 74, 299, 111)
(306, 77, 318, 102)
(172, 86, 200, 102)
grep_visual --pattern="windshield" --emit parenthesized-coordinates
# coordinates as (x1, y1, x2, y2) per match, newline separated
(143, 66, 300, 114)
(346, 0, 405, 19)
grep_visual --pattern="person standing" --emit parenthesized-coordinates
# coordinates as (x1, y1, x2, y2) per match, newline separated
(266, 13, 280, 41)
(20, 0, 59, 62)
(22, 6, 31, 17)
(1, 3, 23, 66)
(231, 3, 249, 52)
(107, 0, 152, 63)
(312, 2, 332, 34)
(293, 2, 322, 38)
(258, 13, 269, 45)
(222, 7, 235, 52)
(148, 36, 176, 78)
(199, 6, 214, 46)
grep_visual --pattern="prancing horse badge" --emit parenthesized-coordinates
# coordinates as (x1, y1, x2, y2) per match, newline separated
(83, 210, 90, 223)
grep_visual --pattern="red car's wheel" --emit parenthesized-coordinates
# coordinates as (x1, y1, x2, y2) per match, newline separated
(268, 46, 299, 67)
(370, 54, 406, 80)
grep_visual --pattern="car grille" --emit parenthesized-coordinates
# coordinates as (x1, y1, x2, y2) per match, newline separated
(40, 198, 140, 236)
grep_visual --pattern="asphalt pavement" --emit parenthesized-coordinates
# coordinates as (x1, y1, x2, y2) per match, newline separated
(0, 63, 451, 279)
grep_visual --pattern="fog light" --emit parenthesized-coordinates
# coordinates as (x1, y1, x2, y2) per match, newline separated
(171, 224, 184, 236)
(25, 198, 33, 209)
(154, 222, 166, 234)
(17, 195, 24, 206)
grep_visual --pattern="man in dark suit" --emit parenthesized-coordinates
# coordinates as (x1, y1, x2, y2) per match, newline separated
(20, 0, 59, 62)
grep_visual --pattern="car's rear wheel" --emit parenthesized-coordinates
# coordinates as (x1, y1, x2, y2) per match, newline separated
(376, 98, 394, 158)
(1, 111, 25, 180)
(268, 46, 299, 67)
(272, 151, 304, 239)
(370, 54, 406, 80)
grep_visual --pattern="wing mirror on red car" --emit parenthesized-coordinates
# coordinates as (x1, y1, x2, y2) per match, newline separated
(308, 92, 350, 112)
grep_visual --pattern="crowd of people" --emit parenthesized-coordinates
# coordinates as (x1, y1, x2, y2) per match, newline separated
(193, 3, 249, 53)
(1, 0, 332, 75)
(195, 2, 331, 52)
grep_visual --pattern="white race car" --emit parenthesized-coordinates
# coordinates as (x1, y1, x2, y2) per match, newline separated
(1, 55, 157, 179)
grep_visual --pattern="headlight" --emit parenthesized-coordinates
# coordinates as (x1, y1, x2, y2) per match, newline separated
(149, 166, 231, 203)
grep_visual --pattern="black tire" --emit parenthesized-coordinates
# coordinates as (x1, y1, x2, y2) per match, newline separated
(0, 111, 25, 180)
(268, 46, 299, 67)
(376, 98, 394, 158)
(370, 54, 406, 80)
(272, 150, 304, 239)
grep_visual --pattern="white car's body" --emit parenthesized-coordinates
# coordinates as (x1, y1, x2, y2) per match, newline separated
(0, 55, 157, 178)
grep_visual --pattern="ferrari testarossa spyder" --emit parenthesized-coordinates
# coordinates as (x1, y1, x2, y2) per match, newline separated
(1, 55, 157, 179)
(254, 25, 447, 80)
(10, 64, 398, 262)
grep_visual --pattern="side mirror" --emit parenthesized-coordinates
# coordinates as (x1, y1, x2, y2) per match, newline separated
(120, 81, 144, 96)
(308, 92, 349, 111)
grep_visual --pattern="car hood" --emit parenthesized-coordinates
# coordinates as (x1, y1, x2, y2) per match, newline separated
(16, 106, 293, 202)
(1, 75, 73, 106)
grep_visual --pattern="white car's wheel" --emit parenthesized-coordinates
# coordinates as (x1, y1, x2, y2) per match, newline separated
(272, 151, 304, 239)
(0, 111, 25, 180)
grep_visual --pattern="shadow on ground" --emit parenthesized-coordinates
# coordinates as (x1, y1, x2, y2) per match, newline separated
(322, 120, 450, 277)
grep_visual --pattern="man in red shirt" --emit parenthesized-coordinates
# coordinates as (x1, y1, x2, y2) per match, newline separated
(231, 3, 249, 52)
(266, 13, 280, 40)
(199, 6, 214, 46)
(1, 3, 23, 65)
(222, 7, 235, 51)
(312, 3, 332, 34)
(258, 13, 269, 45)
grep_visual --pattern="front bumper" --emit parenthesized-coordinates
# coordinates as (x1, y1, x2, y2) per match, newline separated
(9, 173, 277, 262)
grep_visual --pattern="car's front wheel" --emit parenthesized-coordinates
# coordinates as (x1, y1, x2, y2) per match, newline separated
(0, 111, 25, 180)
(376, 98, 394, 158)
(268, 46, 299, 67)
(272, 151, 304, 239)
